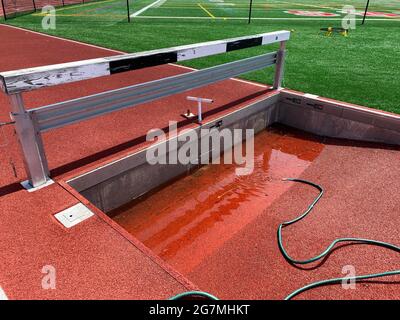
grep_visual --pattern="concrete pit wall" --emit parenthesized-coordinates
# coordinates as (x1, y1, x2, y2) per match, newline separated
(68, 94, 280, 213)
(68, 91, 400, 213)
(278, 91, 400, 146)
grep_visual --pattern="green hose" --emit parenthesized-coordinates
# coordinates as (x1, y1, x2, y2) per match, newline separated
(169, 178, 399, 301)
(285, 270, 400, 300)
(169, 291, 219, 300)
(281, 178, 400, 300)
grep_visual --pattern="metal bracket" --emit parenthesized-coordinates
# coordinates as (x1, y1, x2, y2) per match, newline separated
(187, 96, 214, 123)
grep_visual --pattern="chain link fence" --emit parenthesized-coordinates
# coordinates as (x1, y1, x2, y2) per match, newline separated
(1, 0, 98, 19)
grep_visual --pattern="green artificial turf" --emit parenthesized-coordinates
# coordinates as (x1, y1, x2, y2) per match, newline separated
(2, 0, 399, 113)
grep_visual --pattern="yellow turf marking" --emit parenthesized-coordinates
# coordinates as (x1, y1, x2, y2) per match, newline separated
(198, 3, 215, 18)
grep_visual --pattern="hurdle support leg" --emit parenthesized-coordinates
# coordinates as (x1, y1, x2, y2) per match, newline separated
(9, 93, 50, 188)
(273, 41, 287, 90)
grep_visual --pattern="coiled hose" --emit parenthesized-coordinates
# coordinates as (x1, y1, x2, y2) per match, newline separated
(282, 178, 400, 300)
(170, 179, 400, 300)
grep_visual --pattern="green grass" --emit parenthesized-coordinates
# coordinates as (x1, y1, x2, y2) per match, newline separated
(2, 0, 400, 113)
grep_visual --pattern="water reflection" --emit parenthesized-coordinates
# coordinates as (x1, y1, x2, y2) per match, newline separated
(112, 125, 324, 274)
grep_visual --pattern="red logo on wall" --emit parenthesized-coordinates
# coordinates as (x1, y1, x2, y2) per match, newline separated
(359, 12, 399, 18)
(285, 10, 339, 17)
(337, 10, 400, 18)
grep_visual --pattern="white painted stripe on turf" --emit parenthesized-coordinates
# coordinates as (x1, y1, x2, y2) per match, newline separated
(130, 0, 165, 17)
(154, 0, 167, 8)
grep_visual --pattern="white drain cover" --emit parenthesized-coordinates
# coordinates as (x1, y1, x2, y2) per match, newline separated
(54, 203, 94, 228)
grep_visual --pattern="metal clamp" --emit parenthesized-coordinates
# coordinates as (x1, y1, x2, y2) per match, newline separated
(187, 96, 214, 123)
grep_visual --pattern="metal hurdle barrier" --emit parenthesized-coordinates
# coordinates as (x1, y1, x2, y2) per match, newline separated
(0, 30, 290, 188)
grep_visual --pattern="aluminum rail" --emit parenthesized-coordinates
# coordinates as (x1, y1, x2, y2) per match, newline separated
(32, 52, 277, 132)
(0, 31, 290, 188)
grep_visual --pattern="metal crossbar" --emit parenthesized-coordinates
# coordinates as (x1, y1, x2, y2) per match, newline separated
(0, 30, 290, 188)
(32, 52, 277, 132)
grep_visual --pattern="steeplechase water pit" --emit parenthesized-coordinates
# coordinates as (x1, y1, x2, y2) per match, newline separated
(1, 30, 399, 299)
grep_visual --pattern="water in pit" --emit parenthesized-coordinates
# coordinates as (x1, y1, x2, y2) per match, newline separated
(110, 125, 325, 274)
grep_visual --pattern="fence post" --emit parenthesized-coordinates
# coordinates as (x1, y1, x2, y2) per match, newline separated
(248, 0, 253, 24)
(273, 40, 286, 90)
(126, 0, 131, 22)
(362, 0, 370, 25)
(9, 93, 50, 188)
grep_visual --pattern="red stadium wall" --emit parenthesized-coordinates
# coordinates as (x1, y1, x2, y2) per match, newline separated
(1, 0, 97, 19)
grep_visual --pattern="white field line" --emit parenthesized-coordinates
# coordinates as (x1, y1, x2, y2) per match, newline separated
(154, 0, 167, 8)
(130, 0, 165, 17)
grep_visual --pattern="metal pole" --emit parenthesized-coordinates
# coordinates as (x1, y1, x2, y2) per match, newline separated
(197, 101, 202, 122)
(32, 0, 37, 12)
(1, 0, 7, 20)
(126, 0, 131, 22)
(362, 0, 370, 25)
(273, 41, 286, 90)
(9, 93, 50, 188)
(248, 0, 253, 24)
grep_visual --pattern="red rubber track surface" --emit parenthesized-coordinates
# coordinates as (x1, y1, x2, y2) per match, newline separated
(187, 139, 400, 299)
(0, 24, 272, 299)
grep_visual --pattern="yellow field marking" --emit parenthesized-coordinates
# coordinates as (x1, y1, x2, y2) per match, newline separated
(198, 3, 215, 18)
